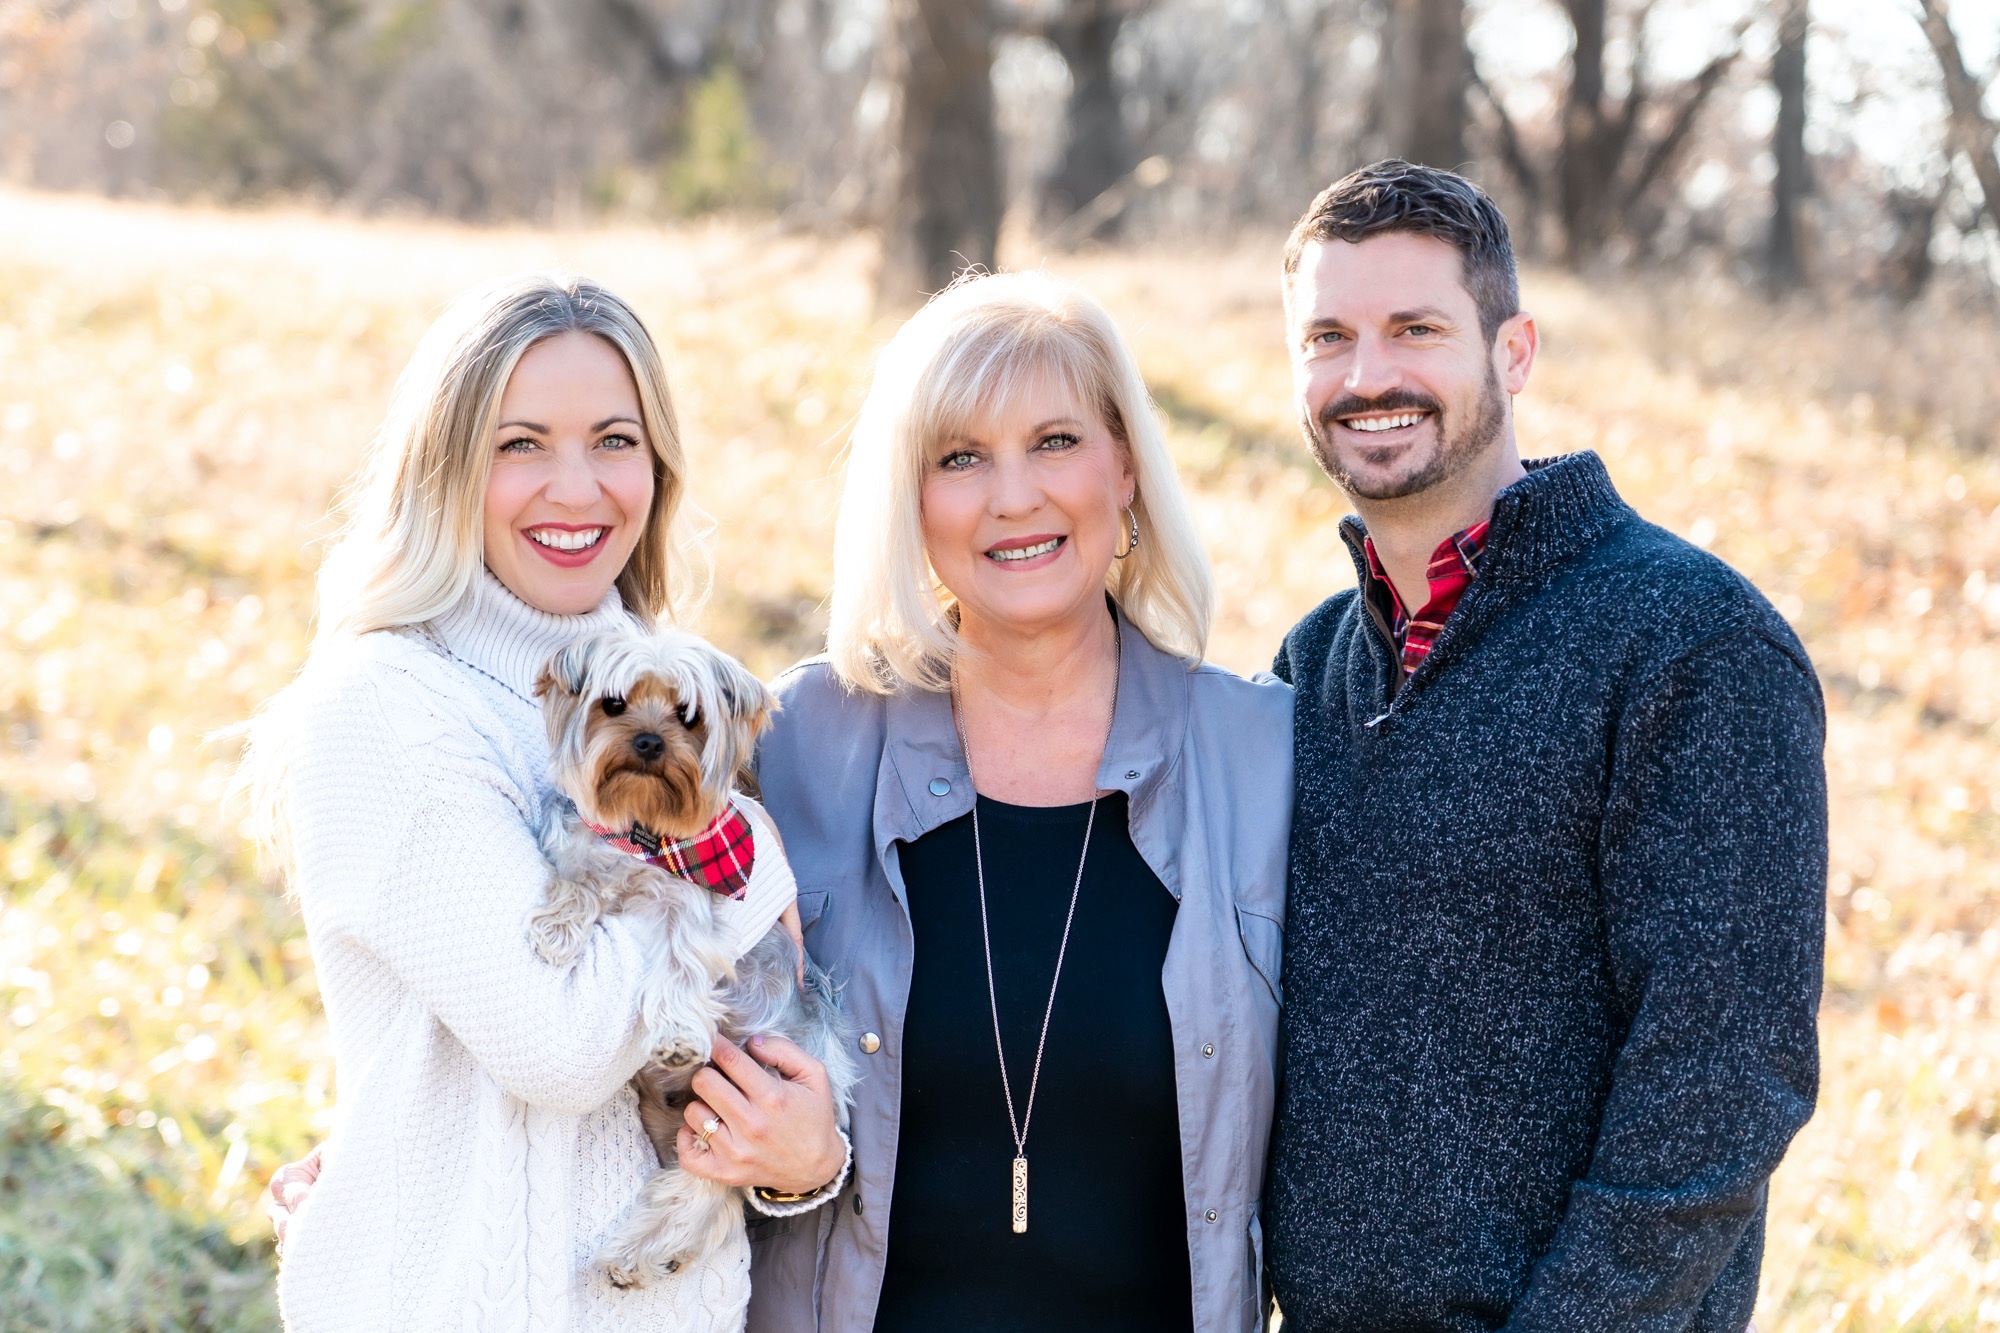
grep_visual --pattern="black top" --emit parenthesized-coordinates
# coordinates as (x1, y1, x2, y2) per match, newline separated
(875, 791, 1191, 1333)
(1267, 452, 1827, 1332)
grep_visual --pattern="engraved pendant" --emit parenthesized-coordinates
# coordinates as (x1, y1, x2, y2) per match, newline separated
(1011, 1156, 1029, 1233)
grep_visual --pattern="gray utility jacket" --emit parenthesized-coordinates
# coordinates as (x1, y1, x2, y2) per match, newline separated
(745, 606, 1294, 1333)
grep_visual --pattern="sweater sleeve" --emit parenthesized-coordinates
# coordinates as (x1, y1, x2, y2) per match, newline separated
(288, 659, 656, 1116)
(1504, 628, 1826, 1330)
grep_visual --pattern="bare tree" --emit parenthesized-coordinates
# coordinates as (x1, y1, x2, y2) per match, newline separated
(1767, 0, 1810, 291)
(1375, 0, 1468, 169)
(1882, 188, 1943, 303)
(1549, 0, 1745, 263)
(1554, 0, 1616, 257)
(1914, 0, 2000, 238)
(1034, 0, 1145, 233)
(878, 0, 1003, 306)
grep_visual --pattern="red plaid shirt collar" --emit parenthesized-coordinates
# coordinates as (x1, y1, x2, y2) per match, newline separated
(583, 800, 756, 900)
(1362, 519, 1490, 676)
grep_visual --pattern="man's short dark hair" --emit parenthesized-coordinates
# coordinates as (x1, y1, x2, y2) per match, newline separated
(1283, 160, 1520, 344)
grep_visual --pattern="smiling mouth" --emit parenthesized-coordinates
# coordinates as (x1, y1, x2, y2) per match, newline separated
(985, 536, 1064, 563)
(527, 526, 607, 552)
(1339, 411, 1433, 434)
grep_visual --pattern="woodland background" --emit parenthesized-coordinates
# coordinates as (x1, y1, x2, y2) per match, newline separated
(3, 0, 2000, 1328)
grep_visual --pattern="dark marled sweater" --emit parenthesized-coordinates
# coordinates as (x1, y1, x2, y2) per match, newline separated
(1266, 452, 1825, 1332)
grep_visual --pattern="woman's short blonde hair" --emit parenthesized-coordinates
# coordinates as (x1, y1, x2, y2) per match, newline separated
(314, 272, 704, 644)
(827, 270, 1213, 692)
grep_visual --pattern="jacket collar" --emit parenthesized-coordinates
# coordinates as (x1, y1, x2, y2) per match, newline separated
(1338, 450, 1631, 590)
(872, 600, 1192, 904)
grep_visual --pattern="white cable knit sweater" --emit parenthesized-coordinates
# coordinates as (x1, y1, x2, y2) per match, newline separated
(274, 572, 778, 1333)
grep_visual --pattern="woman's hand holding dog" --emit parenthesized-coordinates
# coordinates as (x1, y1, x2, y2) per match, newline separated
(677, 1034, 845, 1194)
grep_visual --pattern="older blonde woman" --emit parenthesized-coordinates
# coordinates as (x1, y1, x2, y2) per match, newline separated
(729, 272, 1293, 1333)
(249, 275, 845, 1333)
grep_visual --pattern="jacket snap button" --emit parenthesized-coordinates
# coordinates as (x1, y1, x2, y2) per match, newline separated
(1201, 1043, 1215, 1058)
(1125, 769, 1139, 779)
(853, 1193, 864, 1215)
(859, 1032, 881, 1054)
(928, 777, 951, 796)
(1204, 1209, 1218, 1223)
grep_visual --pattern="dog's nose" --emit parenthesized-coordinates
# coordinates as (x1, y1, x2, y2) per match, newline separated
(632, 732, 665, 761)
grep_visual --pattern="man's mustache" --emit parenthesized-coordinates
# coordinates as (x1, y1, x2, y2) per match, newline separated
(1317, 389, 1445, 429)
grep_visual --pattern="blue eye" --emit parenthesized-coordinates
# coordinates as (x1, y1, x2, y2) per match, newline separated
(600, 433, 641, 450)
(499, 436, 538, 454)
(1038, 432, 1081, 450)
(939, 449, 978, 470)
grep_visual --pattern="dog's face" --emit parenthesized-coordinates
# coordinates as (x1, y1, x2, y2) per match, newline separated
(535, 630, 776, 840)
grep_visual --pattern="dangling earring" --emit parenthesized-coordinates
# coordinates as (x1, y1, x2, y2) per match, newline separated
(1113, 503, 1141, 560)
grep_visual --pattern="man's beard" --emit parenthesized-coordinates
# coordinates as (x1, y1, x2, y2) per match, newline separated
(1300, 369, 1506, 502)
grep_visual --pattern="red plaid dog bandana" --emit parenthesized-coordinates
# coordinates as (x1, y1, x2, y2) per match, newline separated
(586, 803, 756, 900)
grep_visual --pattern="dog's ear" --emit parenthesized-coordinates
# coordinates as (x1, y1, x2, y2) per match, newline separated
(535, 635, 608, 759)
(712, 652, 777, 737)
(536, 637, 598, 702)
(693, 648, 777, 798)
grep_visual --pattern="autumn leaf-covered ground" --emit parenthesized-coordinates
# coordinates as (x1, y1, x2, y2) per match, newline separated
(0, 188, 1994, 1330)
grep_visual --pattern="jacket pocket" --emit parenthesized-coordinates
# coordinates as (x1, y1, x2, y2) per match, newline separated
(1235, 904, 1283, 1007)
(796, 888, 831, 930)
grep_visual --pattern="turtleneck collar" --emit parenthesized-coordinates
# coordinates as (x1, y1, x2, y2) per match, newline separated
(1339, 451, 1632, 588)
(428, 568, 635, 703)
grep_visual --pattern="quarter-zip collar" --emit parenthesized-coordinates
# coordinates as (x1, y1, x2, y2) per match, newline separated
(1337, 451, 1633, 719)
(872, 599, 1193, 907)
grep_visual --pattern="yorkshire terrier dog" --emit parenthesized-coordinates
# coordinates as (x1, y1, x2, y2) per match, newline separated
(527, 627, 857, 1290)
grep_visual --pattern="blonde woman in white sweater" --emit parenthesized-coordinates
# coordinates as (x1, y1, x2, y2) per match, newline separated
(248, 275, 848, 1333)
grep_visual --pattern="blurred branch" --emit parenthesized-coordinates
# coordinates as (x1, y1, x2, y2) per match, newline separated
(1619, 25, 1746, 222)
(1914, 0, 2000, 235)
(1468, 60, 1541, 213)
(1043, 154, 1172, 249)
(1606, 0, 1661, 175)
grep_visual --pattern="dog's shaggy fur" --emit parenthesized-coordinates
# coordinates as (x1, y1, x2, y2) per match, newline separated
(526, 628, 857, 1289)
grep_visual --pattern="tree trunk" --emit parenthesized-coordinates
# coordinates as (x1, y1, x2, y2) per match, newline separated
(877, 0, 1001, 308)
(1378, 0, 1468, 169)
(1043, 2, 1134, 235)
(1883, 189, 1940, 304)
(1767, 0, 1809, 291)
(1556, 0, 1612, 262)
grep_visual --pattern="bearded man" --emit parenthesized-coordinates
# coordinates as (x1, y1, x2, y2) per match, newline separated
(1265, 161, 1826, 1331)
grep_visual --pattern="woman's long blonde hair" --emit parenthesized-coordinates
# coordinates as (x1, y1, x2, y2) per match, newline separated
(240, 273, 704, 870)
(315, 273, 703, 642)
(826, 270, 1213, 693)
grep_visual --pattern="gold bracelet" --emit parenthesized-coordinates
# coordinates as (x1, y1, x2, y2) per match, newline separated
(753, 1182, 830, 1205)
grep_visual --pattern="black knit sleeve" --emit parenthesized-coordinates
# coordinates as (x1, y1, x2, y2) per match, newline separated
(1504, 627, 1826, 1330)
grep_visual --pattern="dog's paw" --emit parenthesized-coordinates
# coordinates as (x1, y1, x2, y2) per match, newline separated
(647, 1030, 710, 1071)
(602, 1255, 681, 1290)
(598, 1224, 690, 1290)
(527, 908, 588, 966)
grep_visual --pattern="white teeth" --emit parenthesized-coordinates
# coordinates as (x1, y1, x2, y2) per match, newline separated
(1343, 412, 1428, 433)
(987, 537, 1062, 562)
(528, 527, 606, 551)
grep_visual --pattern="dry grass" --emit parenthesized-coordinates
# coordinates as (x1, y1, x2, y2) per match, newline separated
(0, 186, 1994, 1330)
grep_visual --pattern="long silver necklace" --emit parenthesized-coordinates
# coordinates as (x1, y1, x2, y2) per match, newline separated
(948, 618, 1121, 1235)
